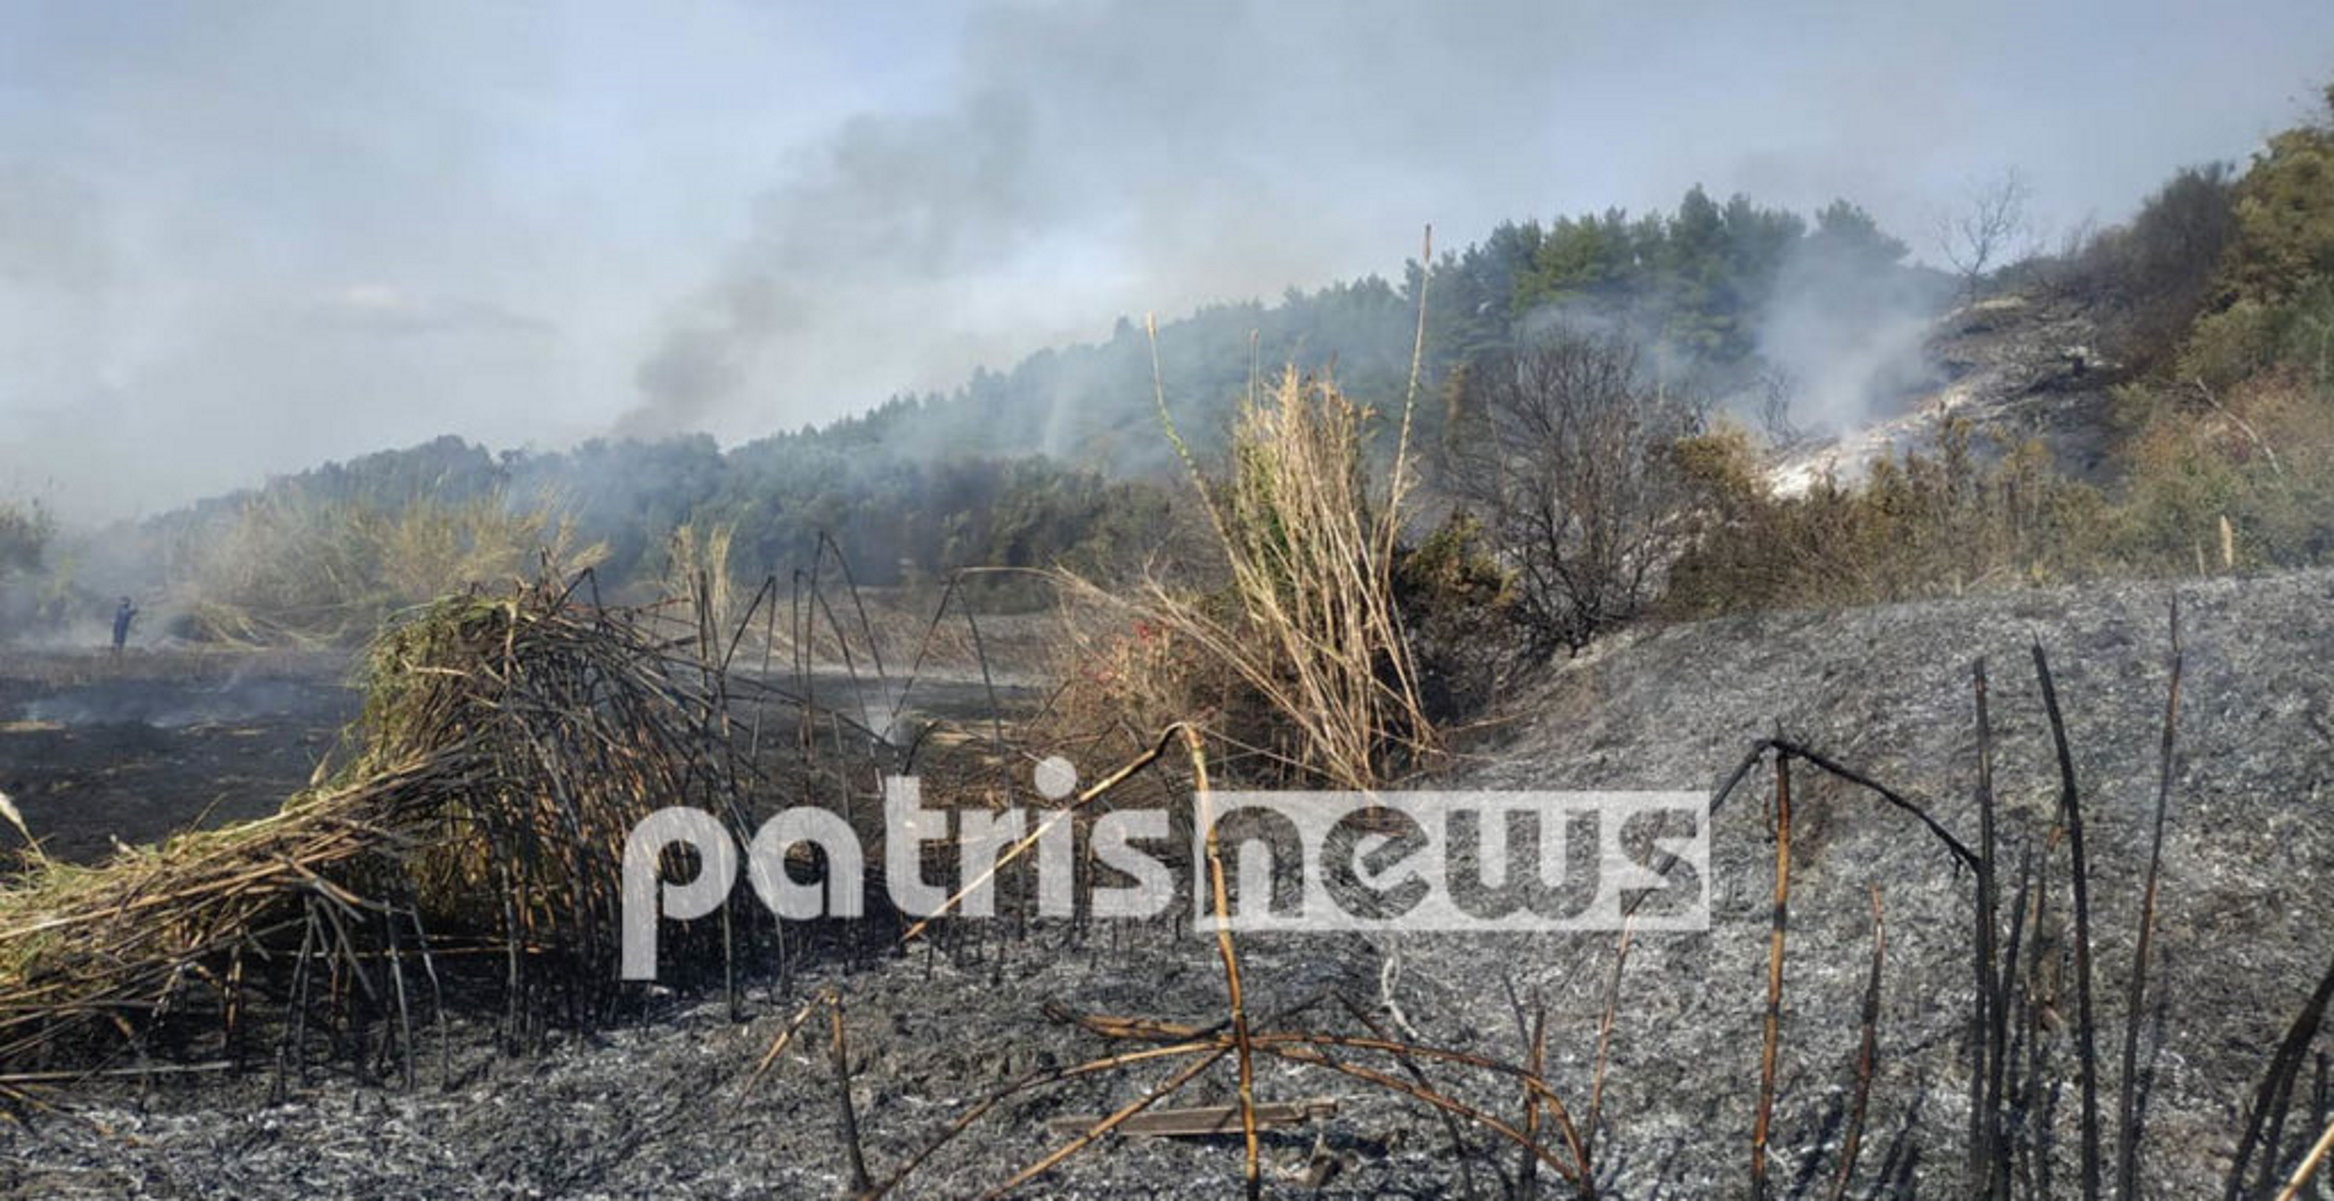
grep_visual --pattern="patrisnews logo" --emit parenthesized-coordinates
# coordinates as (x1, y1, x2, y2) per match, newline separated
(621, 784, 1708, 980)
(1202, 791, 1707, 933)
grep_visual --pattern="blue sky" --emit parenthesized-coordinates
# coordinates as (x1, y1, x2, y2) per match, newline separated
(3, 0, 2331, 519)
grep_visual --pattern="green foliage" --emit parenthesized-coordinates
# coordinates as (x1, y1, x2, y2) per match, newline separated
(1508, 186, 1846, 364)
(1808, 200, 1910, 270)
(0, 498, 59, 639)
(0, 499, 49, 577)
(2053, 163, 2237, 370)
(2113, 369, 2334, 570)
(2094, 84, 2334, 577)
(2178, 298, 2284, 390)
(2124, 87, 2334, 391)
(2219, 89, 2334, 307)
(1390, 512, 1515, 720)
(1517, 210, 1648, 315)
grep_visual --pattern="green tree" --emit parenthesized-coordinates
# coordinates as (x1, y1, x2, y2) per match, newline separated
(2219, 86, 2334, 306)
(1807, 200, 1909, 272)
(0, 500, 49, 576)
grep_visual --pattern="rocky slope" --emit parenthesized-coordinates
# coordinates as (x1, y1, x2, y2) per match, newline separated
(1774, 291, 2123, 495)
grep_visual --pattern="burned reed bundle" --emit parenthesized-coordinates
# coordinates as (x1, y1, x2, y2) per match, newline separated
(0, 574, 742, 1084)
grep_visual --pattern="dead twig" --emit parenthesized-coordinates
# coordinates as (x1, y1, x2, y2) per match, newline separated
(1830, 886, 1887, 1201)
(2034, 640, 2104, 1201)
(2116, 600, 2183, 1197)
(2229, 950, 2334, 1200)
(1752, 751, 1793, 1201)
(2275, 1114, 2334, 1201)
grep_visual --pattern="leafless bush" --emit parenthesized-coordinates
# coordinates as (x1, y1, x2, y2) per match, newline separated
(1443, 326, 1703, 655)
(1937, 169, 2038, 301)
(1752, 366, 1806, 447)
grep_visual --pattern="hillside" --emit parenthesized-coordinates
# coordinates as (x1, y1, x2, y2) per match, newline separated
(4, 183, 1952, 630)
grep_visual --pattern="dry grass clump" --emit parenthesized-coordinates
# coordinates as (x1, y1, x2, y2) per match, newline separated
(2115, 366, 2334, 569)
(337, 584, 734, 945)
(662, 520, 740, 644)
(1664, 422, 2117, 616)
(1667, 359, 2334, 621)
(175, 489, 605, 646)
(0, 575, 734, 1077)
(1056, 365, 1437, 789)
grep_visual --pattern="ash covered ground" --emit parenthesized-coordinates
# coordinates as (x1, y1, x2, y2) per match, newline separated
(4, 569, 2332, 1198)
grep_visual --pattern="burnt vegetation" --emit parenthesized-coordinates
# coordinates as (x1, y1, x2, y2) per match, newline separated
(4, 69, 2334, 1201)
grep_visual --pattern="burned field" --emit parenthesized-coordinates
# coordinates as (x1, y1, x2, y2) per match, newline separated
(0, 652, 358, 867)
(2, 571, 2333, 1198)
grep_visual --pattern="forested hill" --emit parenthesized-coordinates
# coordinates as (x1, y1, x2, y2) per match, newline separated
(124, 186, 1946, 595)
(809, 186, 1942, 475)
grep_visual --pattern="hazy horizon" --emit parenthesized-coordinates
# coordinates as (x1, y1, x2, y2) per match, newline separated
(5, 0, 2332, 522)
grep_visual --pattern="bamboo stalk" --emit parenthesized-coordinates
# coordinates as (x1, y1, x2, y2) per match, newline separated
(1185, 726, 1262, 1201)
(2117, 601, 2184, 1198)
(2034, 640, 2104, 1200)
(2274, 1114, 2334, 1201)
(1830, 886, 1887, 1201)
(1752, 751, 1793, 1201)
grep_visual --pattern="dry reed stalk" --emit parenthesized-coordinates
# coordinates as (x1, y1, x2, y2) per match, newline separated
(1182, 724, 1263, 1200)
(1971, 657, 2009, 1199)
(1525, 992, 1549, 1200)
(1709, 741, 1978, 871)
(2034, 640, 2104, 1200)
(829, 992, 873, 1196)
(2117, 600, 2184, 1198)
(1584, 923, 1633, 1197)
(2275, 1114, 2334, 1201)
(2229, 951, 2334, 1200)
(1340, 990, 1485, 1200)
(1752, 751, 1793, 1200)
(1830, 885, 1887, 1201)
(981, 1045, 1236, 1200)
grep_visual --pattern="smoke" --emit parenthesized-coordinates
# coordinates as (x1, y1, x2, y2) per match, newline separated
(0, 163, 122, 501)
(615, 1, 1467, 441)
(621, 89, 1062, 438)
(630, 0, 2312, 444)
(8, 1, 2333, 519)
(21, 676, 330, 731)
(1755, 242, 1949, 432)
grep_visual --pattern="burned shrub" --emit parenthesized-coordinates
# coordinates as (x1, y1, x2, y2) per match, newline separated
(1442, 326, 1704, 656)
(1390, 512, 1515, 723)
(2070, 163, 2240, 371)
